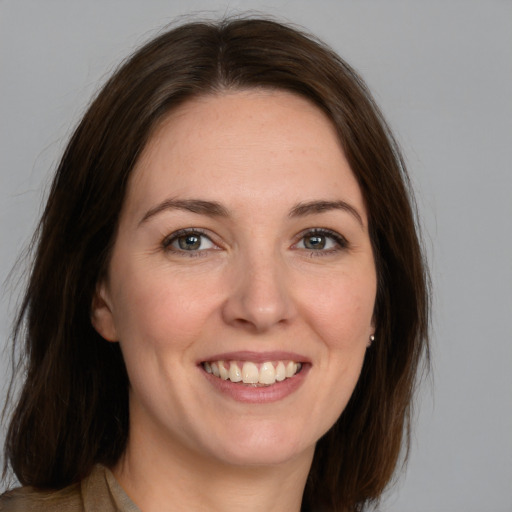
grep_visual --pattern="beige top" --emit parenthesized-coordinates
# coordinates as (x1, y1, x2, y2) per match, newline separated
(0, 465, 140, 512)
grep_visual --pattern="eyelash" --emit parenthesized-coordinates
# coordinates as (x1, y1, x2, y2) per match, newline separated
(161, 228, 349, 257)
(162, 228, 217, 257)
(293, 228, 349, 256)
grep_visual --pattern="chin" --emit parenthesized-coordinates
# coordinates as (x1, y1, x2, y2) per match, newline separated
(199, 419, 315, 468)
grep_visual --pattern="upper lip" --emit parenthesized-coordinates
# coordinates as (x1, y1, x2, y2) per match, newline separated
(198, 350, 311, 364)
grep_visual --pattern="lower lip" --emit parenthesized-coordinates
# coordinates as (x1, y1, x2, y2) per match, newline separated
(202, 365, 309, 404)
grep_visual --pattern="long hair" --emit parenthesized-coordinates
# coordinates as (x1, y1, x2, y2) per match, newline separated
(3, 17, 430, 511)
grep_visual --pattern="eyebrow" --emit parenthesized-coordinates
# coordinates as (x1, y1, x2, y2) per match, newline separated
(139, 197, 364, 227)
(289, 200, 364, 226)
(139, 198, 230, 225)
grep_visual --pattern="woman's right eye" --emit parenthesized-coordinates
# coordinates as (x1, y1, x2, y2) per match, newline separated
(163, 230, 216, 254)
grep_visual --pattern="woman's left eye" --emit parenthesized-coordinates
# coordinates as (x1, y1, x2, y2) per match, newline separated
(294, 230, 348, 252)
(163, 230, 216, 253)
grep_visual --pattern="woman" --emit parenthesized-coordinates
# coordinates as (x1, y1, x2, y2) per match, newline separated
(1, 17, 429, 512)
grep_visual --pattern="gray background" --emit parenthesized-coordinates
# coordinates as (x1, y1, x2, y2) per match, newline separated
(1, 1, 511, 510)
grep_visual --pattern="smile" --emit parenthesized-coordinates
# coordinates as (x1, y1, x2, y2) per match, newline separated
(202, 360, 303, 386)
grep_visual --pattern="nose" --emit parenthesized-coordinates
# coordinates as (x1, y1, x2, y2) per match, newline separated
(221, 251, 296, 333)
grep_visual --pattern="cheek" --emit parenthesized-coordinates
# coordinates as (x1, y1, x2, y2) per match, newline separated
(289, 271, 376, 440)
(109, 264, 222, 347)
(298, 270, 376, 347)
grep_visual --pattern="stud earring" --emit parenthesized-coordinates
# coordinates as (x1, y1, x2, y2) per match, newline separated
(367, 334, 375, 347)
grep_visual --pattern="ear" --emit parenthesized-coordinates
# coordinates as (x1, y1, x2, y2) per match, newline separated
(91, 281, 118, 342)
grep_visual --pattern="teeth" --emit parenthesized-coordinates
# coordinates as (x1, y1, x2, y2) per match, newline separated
(218, 363, 229, 380)
(275, 361, 286, 382)
(228, 362, 242, 382)
(285, 361, 297, 378)
(203, 360, 302, 385)
(259, 362, 276, 384)
(242, 362, 259, 384)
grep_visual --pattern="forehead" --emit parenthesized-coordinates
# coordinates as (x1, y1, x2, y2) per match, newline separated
(125, 89, 366, 221)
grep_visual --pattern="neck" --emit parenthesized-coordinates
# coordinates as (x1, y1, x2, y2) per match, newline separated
(113, 432, 313, 512)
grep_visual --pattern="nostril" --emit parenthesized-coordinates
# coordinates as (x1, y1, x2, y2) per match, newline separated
(220, 263, 295, 332)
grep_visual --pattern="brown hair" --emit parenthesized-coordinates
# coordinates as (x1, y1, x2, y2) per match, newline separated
(3, 17, 430, 511)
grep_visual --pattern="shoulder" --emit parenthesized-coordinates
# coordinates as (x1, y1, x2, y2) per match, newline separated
(0, 465, 138, 512)
(0, 483, 83, 512)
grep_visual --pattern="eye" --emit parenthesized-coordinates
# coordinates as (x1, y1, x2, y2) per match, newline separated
(163, 229, 216, 253)
(294, 229, 348, 253)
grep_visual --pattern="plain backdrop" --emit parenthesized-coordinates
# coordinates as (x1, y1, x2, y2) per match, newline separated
(1, 1, 511, 511)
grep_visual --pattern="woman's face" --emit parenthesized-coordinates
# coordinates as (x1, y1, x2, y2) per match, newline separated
(93, 90, 376, 470)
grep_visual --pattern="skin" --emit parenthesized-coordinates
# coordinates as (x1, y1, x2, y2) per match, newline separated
(92, 90, 377, 512)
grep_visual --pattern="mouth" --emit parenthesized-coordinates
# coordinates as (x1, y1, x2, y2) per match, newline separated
(201, 360, 303, 387)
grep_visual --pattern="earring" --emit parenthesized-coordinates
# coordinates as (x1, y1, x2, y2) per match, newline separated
(367, 335, 375, 347)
